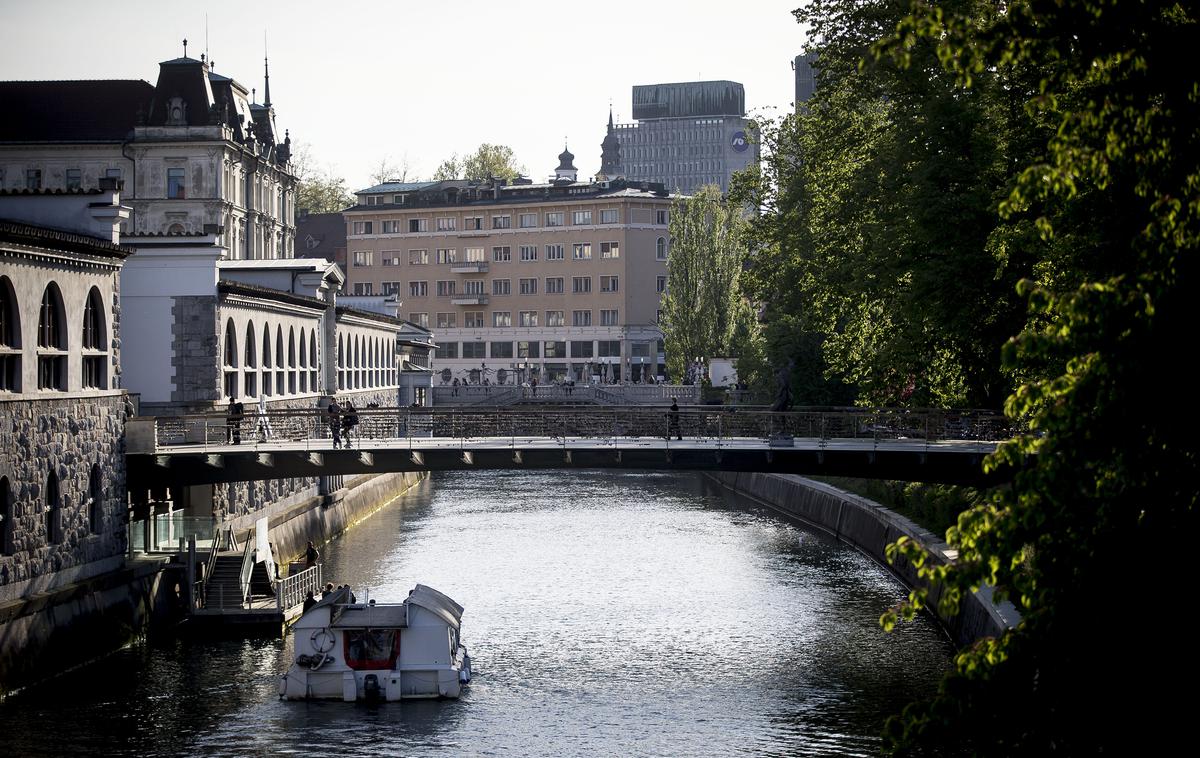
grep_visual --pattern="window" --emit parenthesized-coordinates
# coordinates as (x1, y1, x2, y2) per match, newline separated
(546, 243, 564, 260)
(436, 342, 459, 359)
(519, 245, 538, 262)
(66, 169, 82, 191)
(518, 341, 540, 358)
(544, 341, 566, 358)
(519, 278, 538, 295)
(490, 341, 514, 358)
(409, 312, 429, 328)
(436, 312, 457, 328)
(571, 340, 593, 358)
(600, 209, 619, 224)
(382, 281, 401, 295)
(657, 309, 664, 324)
(656, 237, 667, 259)
(519, 311, 538, 327)
(545, 277, 564, 294)
(600, 309, 619, 326)
(572, 210, 593, 225)
(546, 310, 565, 327)
(408, 249, 428, 265)
(81, 288, 106, 389)
(393, 194, 405, 204)
(519, 213, 537, 228)
(572, 310, 592, 327)
(409, 218, 428, 232)
(381, 220, 402, 233)
(492, 279, 511, 296)
(572, 276, 591, 294)
(353, 282, 374, 295)
(465, 247, 486, 263)
(598, 340, 621, 357)
(366, 195, 385, 206)
(600, 275, 619, 293)
(436, 248, 457, 264)
(492, 246, 511, 262)
(437, 280, 456, 297)
(37, 283, 66, 390)
(1, 277, 21, 392)
(545, 212, 564, 227)
(436, 217, 456, 231)
(409, 281, 428, 297)
(573, 243, 592, 260)
(465, 311, 485, 328)
(492, 215, 511, 229)
(167, 167, 186, 199)
(657, 275, 667, 293)
(492, 311, 512, 327)
(600, 241, 620, 259)
(465, 217, 483, 230)
(353, 221, 373, 234)
(353, 251, 373, 266)
(462, 341, 485, 358)
(656, 210, 668, 225)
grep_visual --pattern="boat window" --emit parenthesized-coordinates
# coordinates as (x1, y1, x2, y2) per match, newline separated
(343, 629, 400, 670)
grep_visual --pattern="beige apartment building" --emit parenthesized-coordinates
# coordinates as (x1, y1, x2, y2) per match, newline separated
(343, 172, 675, 384)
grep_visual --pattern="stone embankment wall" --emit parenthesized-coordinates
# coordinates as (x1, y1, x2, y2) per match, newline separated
(708, 472, 1018, 646)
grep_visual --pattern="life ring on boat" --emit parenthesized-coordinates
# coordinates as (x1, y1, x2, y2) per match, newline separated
(311, 627, 336, 654)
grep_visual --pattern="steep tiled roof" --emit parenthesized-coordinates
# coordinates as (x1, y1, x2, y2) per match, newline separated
(0, 80, 154, 142)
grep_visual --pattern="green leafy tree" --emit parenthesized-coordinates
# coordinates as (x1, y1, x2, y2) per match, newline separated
(432, 144, 524, 182)
(660, 185, 751, 379)
(872, 1, 1200, 753)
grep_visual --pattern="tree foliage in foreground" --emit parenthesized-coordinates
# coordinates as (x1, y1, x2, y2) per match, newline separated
(659, 185, 754, 380)
(865, 1, 1199, 754)
(432, 143, 524, 182)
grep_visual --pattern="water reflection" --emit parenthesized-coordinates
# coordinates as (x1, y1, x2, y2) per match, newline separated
(0, 471, 951, 757)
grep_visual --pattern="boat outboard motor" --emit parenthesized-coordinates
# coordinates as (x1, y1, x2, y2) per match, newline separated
(363, 674, 381, 702)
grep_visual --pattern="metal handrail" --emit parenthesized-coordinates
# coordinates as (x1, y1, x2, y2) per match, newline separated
(238, 533, 255, 607)
(150, 405, 1016, 453)
(276, 564, 323, 612)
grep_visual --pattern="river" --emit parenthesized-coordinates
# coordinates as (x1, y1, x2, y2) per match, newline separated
(0, 471, 952, 756)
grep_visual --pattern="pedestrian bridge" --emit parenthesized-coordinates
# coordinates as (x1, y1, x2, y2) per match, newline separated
(126, 406, 1019, 490)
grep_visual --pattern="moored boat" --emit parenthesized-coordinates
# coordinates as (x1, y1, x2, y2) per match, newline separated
(279, 584, 471, 701)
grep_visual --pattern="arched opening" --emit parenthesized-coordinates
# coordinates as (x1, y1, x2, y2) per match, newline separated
(1, 475, 13, 556)
(37, 282, 67, 390)
(81, 287, 107, 389)
(46, 470, 62, 545)
(262, 324, 273, 396)
(275, 325, 285, 395)
(656, 237, 667, 260)
(244, 321, 257, 398)
(288, 326, 297, 394)
(337, 334, 345, 391)
(89, 464, 103, 535)
(223, 318, 238, 399)
(0, 276, 21, 392)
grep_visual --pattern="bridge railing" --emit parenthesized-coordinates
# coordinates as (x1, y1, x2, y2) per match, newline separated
(147, 406, 1015, 452)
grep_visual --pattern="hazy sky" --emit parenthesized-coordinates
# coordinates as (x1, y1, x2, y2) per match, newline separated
(0, 0, 807, 190)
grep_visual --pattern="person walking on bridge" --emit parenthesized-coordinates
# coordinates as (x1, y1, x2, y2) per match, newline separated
(327, 398, 343, 448)
(667, 399, 682, 441)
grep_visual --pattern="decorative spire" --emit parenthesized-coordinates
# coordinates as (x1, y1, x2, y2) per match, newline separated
(182, 38, 188, 58)
(263, 54, 272, 107)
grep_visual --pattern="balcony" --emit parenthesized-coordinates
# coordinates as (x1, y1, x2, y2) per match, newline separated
(451, 263, 488, 274)
(451, 296, 489, 306)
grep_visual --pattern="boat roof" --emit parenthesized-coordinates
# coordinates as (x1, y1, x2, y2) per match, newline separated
(408, 584, 464, 629)
(331, 603, 409, 629)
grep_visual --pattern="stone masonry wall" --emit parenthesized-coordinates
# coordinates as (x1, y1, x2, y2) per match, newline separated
(170, 295, 220, 406)
(0, 393, 127, 598)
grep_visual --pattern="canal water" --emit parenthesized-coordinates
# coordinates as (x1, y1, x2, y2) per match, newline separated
(0, 471, 952, 756)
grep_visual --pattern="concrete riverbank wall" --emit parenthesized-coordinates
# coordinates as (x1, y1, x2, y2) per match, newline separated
(708, 472, 1018, 647)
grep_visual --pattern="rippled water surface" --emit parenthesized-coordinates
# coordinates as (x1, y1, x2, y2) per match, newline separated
(0, 471, 951, 756)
